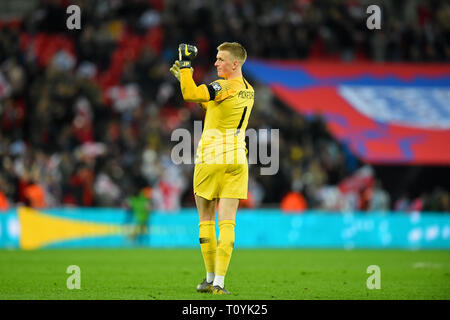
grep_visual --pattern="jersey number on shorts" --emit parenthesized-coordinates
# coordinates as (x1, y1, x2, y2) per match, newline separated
(235, 106, 247, 136)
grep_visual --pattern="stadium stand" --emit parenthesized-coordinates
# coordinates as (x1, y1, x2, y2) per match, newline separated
(0, 0, 449, 212)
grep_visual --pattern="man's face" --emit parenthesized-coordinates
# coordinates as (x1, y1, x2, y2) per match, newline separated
(214, 50, 235, 78)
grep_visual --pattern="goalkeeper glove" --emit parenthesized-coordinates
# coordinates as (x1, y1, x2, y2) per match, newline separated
(170, 60, 193, 81)
(178, 43, 198, 69)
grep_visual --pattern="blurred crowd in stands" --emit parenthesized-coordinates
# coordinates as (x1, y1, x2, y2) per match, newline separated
(0, 0, 449, 212)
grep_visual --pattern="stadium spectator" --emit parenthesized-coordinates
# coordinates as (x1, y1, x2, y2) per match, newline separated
(281, 191, 307, 213)
(23, 179, 46, 208)
(0, 189, 9, 211)
(368, 180, 390, 211)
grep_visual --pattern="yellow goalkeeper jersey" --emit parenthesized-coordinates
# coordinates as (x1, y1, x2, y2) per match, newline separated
(179, 68, 255, 164)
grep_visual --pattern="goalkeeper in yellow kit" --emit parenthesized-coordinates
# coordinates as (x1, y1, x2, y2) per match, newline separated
(170, 42, 254, 295)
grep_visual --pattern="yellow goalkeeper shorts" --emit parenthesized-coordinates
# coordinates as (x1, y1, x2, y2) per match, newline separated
(193, 161, 248, 200)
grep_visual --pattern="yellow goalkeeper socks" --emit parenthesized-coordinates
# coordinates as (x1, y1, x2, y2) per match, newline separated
(214, 220, 236, 288)
(199, 220, 217, 281)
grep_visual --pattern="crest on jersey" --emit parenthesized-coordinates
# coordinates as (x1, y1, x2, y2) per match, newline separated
(211, 82, 222, 92)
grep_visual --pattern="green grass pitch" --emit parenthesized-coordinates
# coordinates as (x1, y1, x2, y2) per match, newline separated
(0, 249, 449, 300)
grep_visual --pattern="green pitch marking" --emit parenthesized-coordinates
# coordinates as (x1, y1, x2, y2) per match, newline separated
(0, 249, 449, 300)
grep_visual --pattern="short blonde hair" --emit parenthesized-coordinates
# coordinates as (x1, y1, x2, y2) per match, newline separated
(217, 42, 247, 65)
